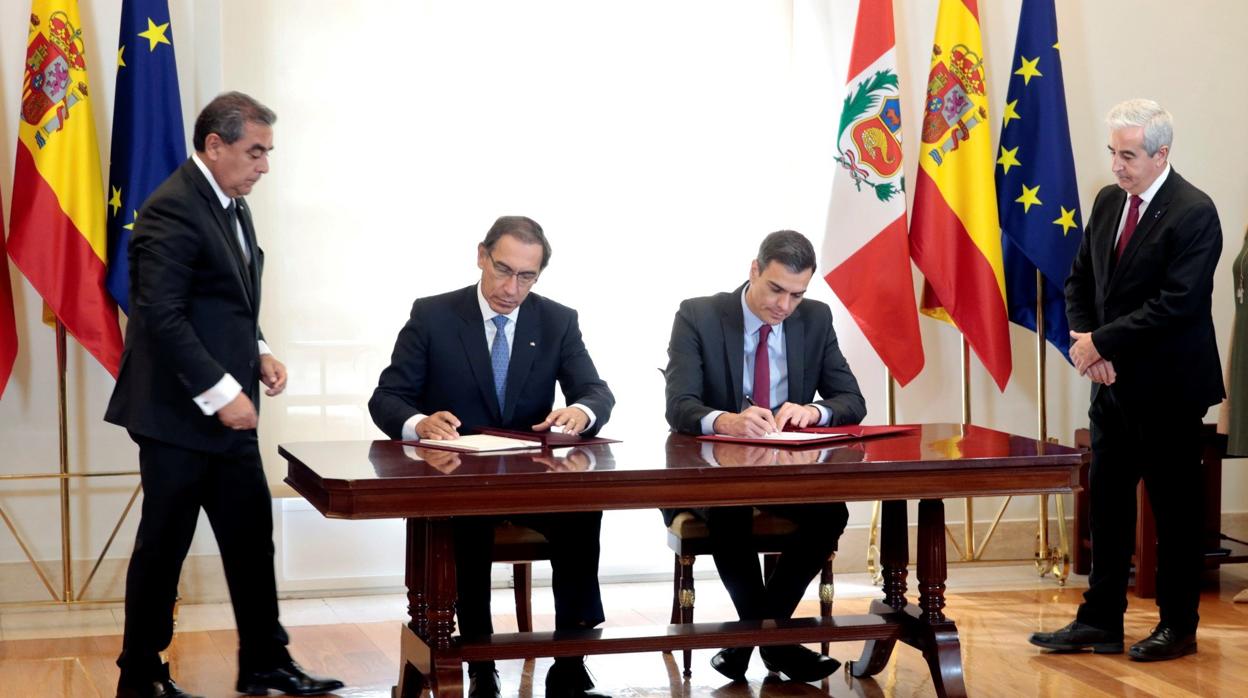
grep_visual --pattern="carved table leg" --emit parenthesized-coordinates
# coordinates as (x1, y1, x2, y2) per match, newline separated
(397, 518, 430, 698)
(426, 518, 463, 697)
(916, 498, 965, 698)
(852, 499, 908, 678)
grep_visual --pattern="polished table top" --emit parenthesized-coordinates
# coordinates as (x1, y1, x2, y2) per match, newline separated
(281, 423, 1086, 519)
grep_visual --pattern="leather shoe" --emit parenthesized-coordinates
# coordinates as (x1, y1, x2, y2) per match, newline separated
(759, 644, 841, 682)
(710, 646, 753, 682)
(545, 657, 609, 697)
(236, 660, 344, 696)
(116, 678, 202, 698)
(1029, 620, 1123, 654)
(467, 663, 501, 698)
(1128, 626, 1197, 662)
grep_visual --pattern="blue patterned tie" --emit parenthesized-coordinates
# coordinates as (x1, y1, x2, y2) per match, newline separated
(490, 315, 510, 408)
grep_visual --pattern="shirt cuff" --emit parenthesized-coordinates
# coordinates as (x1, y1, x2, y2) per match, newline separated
(810, 404, 831, 427)
(401, 413, 427, 441)
(570, 403, 597, 430)
(194, 373, 243, 416)
(701, 410, 726, 435)
(258, 339, 272, 356)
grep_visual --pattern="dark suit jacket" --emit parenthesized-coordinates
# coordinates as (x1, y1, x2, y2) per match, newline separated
(105, 159, 265, 454)
(1065, 169, 1223, 417)
(664, 284, 866, 435)
(369, 285, 615, 439)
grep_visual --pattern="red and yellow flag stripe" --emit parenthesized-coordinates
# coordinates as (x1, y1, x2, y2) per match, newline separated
(909, 0, 1011, 390)
(7, 0, 121, 376)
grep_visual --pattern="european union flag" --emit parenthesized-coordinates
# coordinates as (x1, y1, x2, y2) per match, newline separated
(996, 0, 1082, 360)
(106, 0, 186, 313)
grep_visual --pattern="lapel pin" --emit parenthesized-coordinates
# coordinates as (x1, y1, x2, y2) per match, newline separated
(529, 341, 536, 347)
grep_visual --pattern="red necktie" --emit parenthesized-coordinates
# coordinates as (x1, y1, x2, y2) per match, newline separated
(1115, 195, 1143, 260)
(752, 325, 771, 410)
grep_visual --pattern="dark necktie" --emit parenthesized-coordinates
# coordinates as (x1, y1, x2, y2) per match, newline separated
(752, 324, 771, 410)
(226, 200, 250, 265)
(1115, 195, 1143, 260)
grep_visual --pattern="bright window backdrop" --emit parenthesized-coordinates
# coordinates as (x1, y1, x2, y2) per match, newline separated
(2, 0, 1247, 590)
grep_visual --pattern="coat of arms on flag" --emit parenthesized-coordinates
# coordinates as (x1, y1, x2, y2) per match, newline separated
(21, 11, 90, 148)
(922, 44, 988, 165)
(834, 70, 903, 202)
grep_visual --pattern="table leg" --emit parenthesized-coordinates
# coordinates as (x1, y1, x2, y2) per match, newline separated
(396, 518, 430, 698)
(851, 499, 908, 678)
(915, 498, 965, 698)
(407, 519, 429, 638)
(427, 518, 463, 697)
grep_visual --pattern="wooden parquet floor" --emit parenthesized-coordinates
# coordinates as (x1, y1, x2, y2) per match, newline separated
(3, 572, 1247, 697)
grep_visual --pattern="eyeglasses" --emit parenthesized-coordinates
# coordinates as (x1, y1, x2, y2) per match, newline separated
(487, 252, 539, 287)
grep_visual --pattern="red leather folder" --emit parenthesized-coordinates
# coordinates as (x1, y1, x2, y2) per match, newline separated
(696, 424, 916, 447)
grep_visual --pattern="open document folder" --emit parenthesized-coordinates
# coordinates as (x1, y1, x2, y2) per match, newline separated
(417, 433, 543, 453)
(697, 424, 915, 447)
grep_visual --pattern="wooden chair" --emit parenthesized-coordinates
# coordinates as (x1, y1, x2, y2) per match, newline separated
(491, 522, 551, 633)
(666, 509, 835, 677)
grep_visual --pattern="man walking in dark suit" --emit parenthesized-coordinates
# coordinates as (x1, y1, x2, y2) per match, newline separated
(663, 230, 866, 682)
(1031, 98, 1223, 661)
(105, 93, 342, 698)
(369, 216, 615, 698)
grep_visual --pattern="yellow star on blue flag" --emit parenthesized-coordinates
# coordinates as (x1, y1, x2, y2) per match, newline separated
(106, 0, 187, 313)
(996, 0, 1083, 360)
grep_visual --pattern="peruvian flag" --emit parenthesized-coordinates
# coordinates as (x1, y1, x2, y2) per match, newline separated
(821, 0, 923, 385)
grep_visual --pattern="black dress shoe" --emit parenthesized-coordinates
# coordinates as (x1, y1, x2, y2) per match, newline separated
(545, 657, 609, 698)
(1028, 620, 1123, 654)
(116, 678, 202, 698)
(758, 644, 841, 683)
(467, 664, 501, 698)
(236, 660, 344, 696)
(710, 646, 753, 682)
(1128, 626, 1197, 662)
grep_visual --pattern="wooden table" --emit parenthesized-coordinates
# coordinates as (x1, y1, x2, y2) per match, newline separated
(280, 423, 1085, 698)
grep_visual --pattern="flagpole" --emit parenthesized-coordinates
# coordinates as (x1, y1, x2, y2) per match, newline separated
(960, 336, 973, 560)
(866, 367, 898, 584)
(55, 321, 73, 603)
(1033, 271, 1070, 581)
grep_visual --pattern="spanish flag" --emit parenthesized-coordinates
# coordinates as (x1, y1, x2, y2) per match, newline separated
(7, 1, 122, 376)
(0, 192, 17, 397)
(909, 0, 1011, 391)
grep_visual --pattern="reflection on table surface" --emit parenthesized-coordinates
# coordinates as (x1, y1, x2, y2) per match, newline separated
(279, 423, 1082, 483)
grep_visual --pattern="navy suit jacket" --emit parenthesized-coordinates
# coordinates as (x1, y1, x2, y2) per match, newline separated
(105, 158, 265, 454)
(370, 285, 614, 439)
(1065, 170, 1223, 417)
(664, 284, 866, 435)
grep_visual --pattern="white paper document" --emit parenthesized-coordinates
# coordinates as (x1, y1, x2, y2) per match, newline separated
(421, 434, 543, 452)
(758, 431, 842, 442)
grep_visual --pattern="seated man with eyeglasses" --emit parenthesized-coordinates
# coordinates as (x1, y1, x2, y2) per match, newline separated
(370, 215, 615, 698)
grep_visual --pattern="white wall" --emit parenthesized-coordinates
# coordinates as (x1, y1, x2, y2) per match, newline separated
(1, 0, 1246, 593)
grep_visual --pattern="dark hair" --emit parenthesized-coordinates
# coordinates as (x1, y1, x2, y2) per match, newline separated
(481, 216, 552, 269)
(192, 91, 277, 152)
(756, 230, 816, 274)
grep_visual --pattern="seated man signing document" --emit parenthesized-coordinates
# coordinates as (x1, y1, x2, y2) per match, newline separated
(663, 230, 866, 683)
(369, 216, 615, 698)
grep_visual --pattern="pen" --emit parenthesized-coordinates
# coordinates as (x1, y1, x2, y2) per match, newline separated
(744, 395, 756, 408)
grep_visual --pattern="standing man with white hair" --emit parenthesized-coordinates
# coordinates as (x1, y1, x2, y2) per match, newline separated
(1030, 99, 1223, 661)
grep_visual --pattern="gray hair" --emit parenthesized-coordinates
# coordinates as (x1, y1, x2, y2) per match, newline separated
(1106, 99, 1173, 156)
(756, 230, 816, 274)
(482, 216, 552, 269)
(193, 91, 277, 152)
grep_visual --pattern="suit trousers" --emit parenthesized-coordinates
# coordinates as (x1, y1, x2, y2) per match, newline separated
(117, 434, 290, 683)
(1076, 389, 1204, 635)
(452, 512, 606, 638)
(692, 502, 847, 622)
